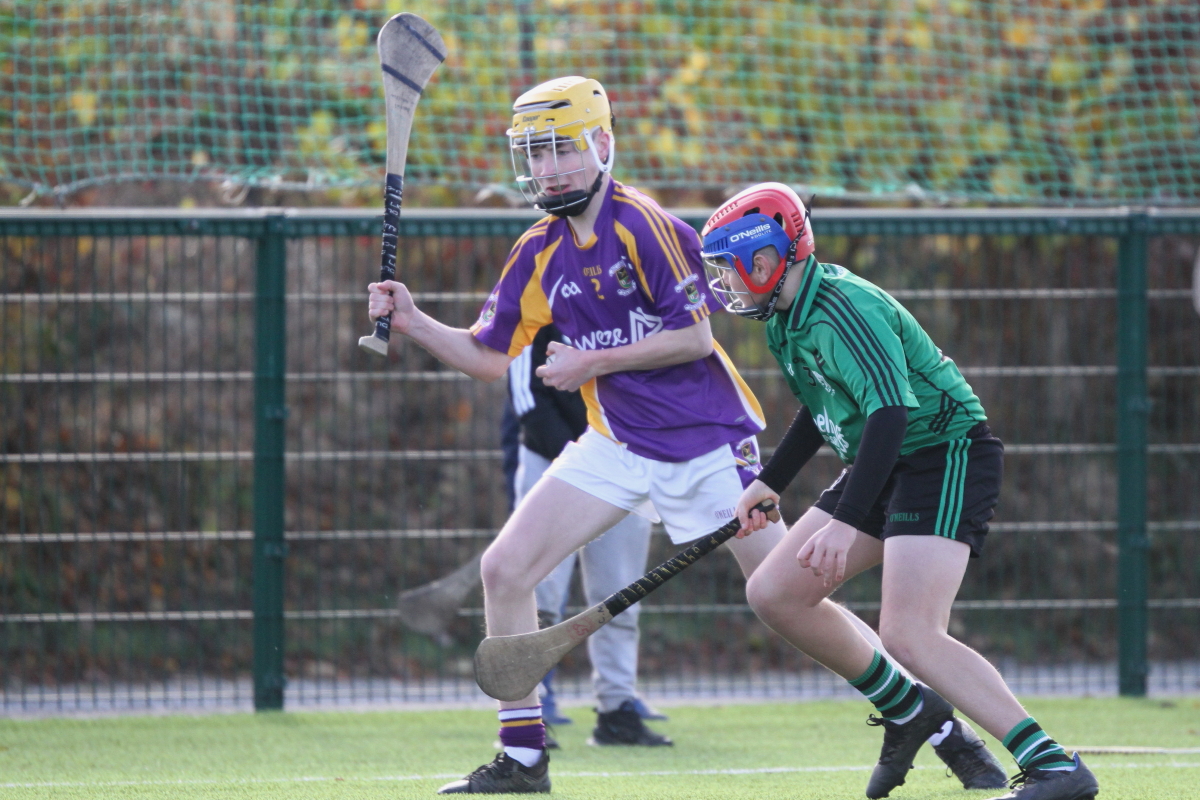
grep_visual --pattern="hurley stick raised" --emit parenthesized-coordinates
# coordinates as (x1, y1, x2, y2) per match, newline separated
(358, 13, 445, 356)
(473, 501, 780, 701)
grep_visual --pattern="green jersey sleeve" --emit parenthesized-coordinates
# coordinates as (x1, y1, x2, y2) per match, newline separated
(809, 288, 919, 417)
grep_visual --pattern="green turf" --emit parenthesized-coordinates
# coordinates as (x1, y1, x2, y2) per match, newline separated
(1, 697, 1198, 799)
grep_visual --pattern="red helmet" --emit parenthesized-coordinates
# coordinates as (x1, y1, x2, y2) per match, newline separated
(701, 183, 814, 321)
(703, 183, 814, 259)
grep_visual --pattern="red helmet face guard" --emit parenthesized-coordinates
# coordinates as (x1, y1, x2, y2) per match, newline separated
(744, 254, 786, 294)
(701, 213, 793, 297)
(728, 249, 787, 296)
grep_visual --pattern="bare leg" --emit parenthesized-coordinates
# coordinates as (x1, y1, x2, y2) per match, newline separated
(837, 604, 890, 662)
(725, 516, 785, 577)
(744, 506, 884, 679)
(480, 476, 628, 708)
(879, 535, 1030, 739)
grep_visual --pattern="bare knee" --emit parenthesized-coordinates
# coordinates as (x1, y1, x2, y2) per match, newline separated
(746, 570, 827, 622)
(878, 622, 940, 672)
(480, 542, 536, 597)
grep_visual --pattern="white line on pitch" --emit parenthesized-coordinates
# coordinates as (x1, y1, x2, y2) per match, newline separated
(3, 761, 1199, 789)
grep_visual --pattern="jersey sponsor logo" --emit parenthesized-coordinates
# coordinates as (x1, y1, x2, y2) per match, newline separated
(569, 327, 630, 350)
(814, 405, 850, 459)
(608, 257, 637, 296)
(714, 507, 736, 520)
(560, 281, 583, 299)
(804, 366, 836, 396)
(566, 307, 661, 351)
(890, 512, 920, 522)
(674, 273, 706, 311)
(628, 307, 663, 342)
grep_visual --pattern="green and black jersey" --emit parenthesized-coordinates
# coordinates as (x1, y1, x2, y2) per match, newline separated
(765, 256, 986, 464)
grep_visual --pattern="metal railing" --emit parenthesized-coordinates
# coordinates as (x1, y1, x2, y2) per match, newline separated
(1, 206, 1197, 712)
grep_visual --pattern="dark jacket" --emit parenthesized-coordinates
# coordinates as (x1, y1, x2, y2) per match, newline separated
(507, 325, 589, 461)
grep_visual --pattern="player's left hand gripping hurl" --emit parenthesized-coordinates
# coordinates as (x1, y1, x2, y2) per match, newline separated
(700, 183, 1098, 800)
(369, 76, 799, 795)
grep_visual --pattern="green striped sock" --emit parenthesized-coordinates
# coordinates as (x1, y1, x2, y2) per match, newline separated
(848, 650, 923, 723)
(1003, 717, 1076, 771)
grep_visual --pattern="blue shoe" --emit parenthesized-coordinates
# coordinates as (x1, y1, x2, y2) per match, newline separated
(630, 696, 668, 721)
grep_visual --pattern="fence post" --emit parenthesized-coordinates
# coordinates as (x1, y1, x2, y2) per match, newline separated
(1116, 215, 1149, 697)
(253, 214, 288, 710)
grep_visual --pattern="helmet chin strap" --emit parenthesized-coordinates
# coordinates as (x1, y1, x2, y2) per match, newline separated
(740, 234, 804, 322)
(537, 128, 612, 218)
(537, 173, 604, 218)
(742, 200, 813, 321)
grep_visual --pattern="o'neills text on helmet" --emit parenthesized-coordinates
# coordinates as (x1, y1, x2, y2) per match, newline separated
(730, 224, 773, 242)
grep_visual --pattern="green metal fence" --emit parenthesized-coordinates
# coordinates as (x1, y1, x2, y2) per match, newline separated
(1, 207, 1198, 714)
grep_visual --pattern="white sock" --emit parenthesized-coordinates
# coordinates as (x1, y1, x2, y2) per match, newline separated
(890, 696, 924, 725)
(504, 746, 543, 767)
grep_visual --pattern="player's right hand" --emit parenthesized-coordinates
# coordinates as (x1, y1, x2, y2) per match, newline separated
(368, 280, 415, 334)
(734, 479, 780, 538)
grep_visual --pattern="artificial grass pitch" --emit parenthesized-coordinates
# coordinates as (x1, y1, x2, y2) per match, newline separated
(1, 697, 1198, 799)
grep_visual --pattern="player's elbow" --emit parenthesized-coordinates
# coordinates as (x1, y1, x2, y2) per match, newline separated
(465, 342, 513, 383)
(682, 315, 714, 360)
(686, 328, 714, 360)
(468, 362, 509, 383)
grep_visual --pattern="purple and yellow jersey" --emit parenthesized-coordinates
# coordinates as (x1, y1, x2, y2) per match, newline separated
(470, 179, 765, 463)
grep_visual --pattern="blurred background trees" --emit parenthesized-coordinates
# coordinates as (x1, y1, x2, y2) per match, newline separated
(3, 0, 1198, 207)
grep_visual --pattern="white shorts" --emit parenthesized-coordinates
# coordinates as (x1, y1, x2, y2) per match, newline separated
(544, 428, 763, 544)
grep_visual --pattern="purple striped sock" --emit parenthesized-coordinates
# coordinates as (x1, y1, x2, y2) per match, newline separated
(498, 706, 545, 751)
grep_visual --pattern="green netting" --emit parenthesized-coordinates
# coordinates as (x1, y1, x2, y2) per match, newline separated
(3, 0, 1199, 204)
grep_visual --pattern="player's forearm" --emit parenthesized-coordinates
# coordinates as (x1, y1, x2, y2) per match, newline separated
(586, 320, 713, 376)
(831, 406, 908, 529)
(758, 406, 825, 493)
(405, 310, 513, 382)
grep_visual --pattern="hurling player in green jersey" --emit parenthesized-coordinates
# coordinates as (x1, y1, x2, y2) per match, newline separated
(700, 184, 1098, 800)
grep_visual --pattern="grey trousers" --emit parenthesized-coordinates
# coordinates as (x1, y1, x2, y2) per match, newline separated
(515, 445, 652, 713)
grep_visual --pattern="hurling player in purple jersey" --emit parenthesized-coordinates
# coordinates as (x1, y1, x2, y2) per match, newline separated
(368, 75, 826, 794)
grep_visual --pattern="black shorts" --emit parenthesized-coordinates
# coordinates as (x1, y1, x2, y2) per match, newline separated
(814, 423, 1003, 557)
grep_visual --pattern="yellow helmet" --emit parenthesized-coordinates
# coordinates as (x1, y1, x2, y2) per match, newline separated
(506, 76, 614, 151)
(507, 76, 616, 216)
